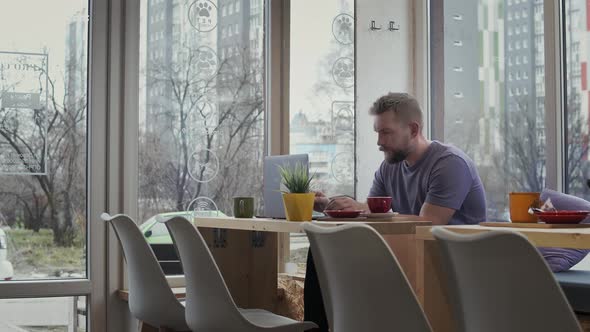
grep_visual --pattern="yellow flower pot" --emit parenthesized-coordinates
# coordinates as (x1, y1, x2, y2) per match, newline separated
(282, 192, 315, 222)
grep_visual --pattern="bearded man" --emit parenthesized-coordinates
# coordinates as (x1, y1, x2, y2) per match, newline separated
(305, 92, 487, 332)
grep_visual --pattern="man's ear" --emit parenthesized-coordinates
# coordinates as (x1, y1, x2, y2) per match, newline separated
(409, 121, 420, 138)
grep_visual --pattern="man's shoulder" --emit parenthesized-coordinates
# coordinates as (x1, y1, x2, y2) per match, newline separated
(432, 141, 476, 166)
(430, 141, 479, 178)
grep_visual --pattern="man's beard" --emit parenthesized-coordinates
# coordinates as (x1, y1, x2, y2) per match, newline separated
(384, 149, 409, 164)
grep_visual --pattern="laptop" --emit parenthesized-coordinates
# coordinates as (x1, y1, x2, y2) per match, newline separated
(263, 154, 309, 219)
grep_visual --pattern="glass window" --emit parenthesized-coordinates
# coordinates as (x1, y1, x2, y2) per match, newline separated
(0, 296, 87, 331)
(289, 0, 354, 272)
(432, 0, 546, 221)
(138, 0, 266, 230)
(0, 1, 88, 281)
(565, 0, 590, 198)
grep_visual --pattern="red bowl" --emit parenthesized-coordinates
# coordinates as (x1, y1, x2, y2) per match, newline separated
(367, 196, 392, 213)
(534, 210, 590, 224)
(323, 210, 364, 218)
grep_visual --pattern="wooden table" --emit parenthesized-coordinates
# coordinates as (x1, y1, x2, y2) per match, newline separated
(415, 225, 590, 332)
(119, 216, 431, 331)
(192, 216, 431, 311)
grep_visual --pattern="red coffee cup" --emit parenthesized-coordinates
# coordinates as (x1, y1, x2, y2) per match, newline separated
(367, 196, 392, 213)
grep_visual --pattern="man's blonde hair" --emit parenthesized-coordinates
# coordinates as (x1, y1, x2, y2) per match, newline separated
(369, 92, 423, 128)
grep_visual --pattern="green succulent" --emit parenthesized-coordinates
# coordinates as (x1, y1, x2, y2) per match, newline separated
(278, 162, 315, 194)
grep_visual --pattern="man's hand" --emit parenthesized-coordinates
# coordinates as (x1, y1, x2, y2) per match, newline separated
(325, 196, 369, 212)
(313, 191, 330, 212)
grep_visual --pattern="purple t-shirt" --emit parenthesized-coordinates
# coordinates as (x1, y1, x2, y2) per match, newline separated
(368, 141, 487, 225)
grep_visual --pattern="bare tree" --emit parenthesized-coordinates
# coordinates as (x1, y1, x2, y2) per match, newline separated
(0, 57, 86, 246)
(140, 43, 265, 217)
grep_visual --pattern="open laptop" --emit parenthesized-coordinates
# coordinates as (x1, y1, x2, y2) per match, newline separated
(262, 154, 309, 219)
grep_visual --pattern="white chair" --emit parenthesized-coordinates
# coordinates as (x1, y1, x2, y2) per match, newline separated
(165, 216, 317, 332)
(101, 213, 189, 331)
(302, 223, 432, 332)
(432, 227, 582, 332)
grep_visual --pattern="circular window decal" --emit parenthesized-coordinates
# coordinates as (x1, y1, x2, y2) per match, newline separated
(332, 57, 354, 89)
(186, 196, 220, 218)
(194, 46, 219, 80)
(330, 152, 354, 183)
(332, 14, 354, 45)
(188, 148, 219, 183)
(188, 0, 218, 32)
(333, 102, 354, 133)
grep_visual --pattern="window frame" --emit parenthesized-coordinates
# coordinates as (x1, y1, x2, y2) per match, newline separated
(428, 0, 565, 193)
(0, 0, 117, 331)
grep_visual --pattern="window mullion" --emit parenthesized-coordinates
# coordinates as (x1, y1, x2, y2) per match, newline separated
(543, 0, 565, 192)
(266, 0, 291, 274)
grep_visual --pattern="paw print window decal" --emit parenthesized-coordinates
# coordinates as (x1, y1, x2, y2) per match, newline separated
(332, 57, 354, 89)
(332, 13, 354, 45)
(194, 46, 219, 80)
(188, 0, 218, 32)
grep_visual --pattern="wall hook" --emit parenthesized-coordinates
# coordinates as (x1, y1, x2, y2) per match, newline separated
(389, 21, 400, 31)
(370, 20, 382, 31)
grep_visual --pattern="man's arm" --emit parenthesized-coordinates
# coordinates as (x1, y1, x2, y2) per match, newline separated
(420, 202, 456, 225)
(422, 155, 473, 225)
(315, 164, 385, 212)
(325, 197, 369, 212)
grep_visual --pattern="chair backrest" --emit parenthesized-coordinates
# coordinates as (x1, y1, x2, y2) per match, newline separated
(165, 216, 248, 330)
(101, 213, 186, 330)
(303, 223, 432, 332)
(432, 227, 581, 332)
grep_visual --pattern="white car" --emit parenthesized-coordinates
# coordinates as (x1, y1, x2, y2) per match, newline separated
(0, 228, 13, 280)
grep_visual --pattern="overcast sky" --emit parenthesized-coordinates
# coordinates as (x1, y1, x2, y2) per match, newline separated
(290, 0, 354, 121)
(0, 0, 86, 78)
(0, 0, 353, 123)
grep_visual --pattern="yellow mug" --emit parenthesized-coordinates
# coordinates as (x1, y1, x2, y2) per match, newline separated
(509, 192, 540, 223)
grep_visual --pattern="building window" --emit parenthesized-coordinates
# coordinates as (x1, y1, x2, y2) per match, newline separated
(431, 0, 546, 220)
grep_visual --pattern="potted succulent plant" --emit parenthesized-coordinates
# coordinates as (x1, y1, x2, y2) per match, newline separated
(279, 163, 316, 222)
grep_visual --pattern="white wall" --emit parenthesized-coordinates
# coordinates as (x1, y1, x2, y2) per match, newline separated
(355, 0, 416, 199)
